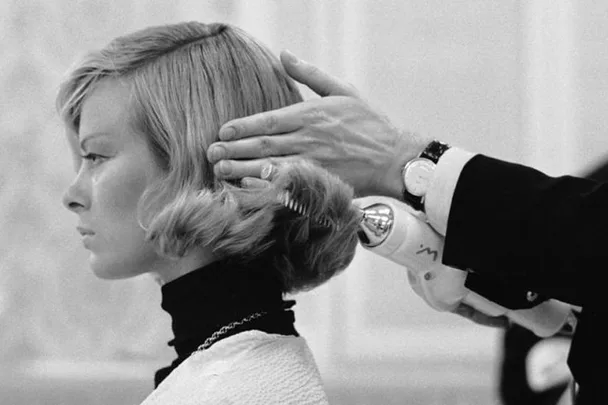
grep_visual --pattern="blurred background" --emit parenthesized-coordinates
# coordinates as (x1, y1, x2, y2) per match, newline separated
(1, 0, 607, 404)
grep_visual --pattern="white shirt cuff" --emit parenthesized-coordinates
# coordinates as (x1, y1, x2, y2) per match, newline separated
(424, 147, 477, 236)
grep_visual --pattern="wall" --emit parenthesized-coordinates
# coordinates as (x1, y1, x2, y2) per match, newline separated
(1, 1, 604, 404)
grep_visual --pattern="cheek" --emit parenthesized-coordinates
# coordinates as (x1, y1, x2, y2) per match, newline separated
(89, 162, 161, 276)
(93, 163, 149, 221)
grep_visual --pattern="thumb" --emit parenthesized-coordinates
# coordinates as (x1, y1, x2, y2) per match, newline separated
(280, 49, 359, 98)
(453, 302, 510, 328)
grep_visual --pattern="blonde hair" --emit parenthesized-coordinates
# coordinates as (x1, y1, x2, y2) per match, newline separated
(56, 21, 359, 293)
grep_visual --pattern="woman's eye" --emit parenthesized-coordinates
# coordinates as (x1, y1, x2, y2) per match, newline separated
(81, 153, 105, 165)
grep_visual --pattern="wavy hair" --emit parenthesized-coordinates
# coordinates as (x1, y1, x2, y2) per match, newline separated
(56, 21, 360, 293)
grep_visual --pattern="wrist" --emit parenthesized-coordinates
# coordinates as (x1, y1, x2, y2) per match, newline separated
(382, 131, 431, 200)
(399, 138, 452, 215)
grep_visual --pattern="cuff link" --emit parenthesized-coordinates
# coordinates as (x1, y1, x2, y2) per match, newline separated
(526, 291, 539, 303)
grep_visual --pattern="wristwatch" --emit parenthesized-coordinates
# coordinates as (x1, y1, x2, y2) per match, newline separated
(402, 140, 451, 213)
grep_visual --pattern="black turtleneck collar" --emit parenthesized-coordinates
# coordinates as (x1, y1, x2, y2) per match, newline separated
(153, 258, 298, 388)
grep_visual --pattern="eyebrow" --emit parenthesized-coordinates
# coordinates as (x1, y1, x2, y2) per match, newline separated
(79, 132, 110, 150)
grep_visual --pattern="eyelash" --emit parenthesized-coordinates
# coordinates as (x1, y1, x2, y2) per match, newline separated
(81, 153, 105, 164)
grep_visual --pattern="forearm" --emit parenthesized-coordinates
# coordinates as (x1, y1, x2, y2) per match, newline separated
(441, 154, 608, 306)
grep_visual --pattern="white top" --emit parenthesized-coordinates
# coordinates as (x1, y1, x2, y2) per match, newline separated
(139, 330, 329, 405)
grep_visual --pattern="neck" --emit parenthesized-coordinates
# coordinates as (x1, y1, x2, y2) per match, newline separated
(149, 247, 216, 286)
(153, 258, 299, 387)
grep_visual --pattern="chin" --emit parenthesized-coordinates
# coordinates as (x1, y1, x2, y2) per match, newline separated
(88, 255, 144, 280)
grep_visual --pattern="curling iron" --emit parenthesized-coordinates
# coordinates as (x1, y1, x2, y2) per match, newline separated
(356, 196, 577, 338)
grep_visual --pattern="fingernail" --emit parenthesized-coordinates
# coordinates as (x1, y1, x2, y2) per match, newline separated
(282, 49, 300, 65)
(220, 126, 236, 141)
(218, 161, 232, 176)
(209, 145, 225, 162)
(241, 177, 253, 188)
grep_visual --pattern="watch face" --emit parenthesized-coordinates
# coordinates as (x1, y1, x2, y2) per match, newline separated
(404, 158, 435, 196)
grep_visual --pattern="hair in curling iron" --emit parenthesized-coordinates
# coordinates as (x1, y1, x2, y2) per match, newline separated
(253, 160, 361, 293)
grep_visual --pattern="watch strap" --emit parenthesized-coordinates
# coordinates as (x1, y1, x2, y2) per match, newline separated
(420, 140, 451, 163)
(402, 170, 425, 211)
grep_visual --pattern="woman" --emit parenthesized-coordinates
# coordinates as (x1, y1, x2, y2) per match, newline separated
(57, 21, 360, 404)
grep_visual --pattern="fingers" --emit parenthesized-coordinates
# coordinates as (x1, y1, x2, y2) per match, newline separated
(208, 133, 301, 163)
(213, 157, 292, 180)
(241, 177, 271, 189)
(239, 162, 276, 188)
(218, 102, 308, 141)
(453, 303, 510, 328)
(280, 50, 359, 98)
(217, 51, 361, 142)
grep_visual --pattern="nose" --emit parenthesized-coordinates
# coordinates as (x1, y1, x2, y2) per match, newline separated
(62, 172, 90, 213)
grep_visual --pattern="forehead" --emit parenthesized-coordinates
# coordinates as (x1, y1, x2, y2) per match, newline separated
(78, 79, 134, 141)
(66, 78, 153, 171)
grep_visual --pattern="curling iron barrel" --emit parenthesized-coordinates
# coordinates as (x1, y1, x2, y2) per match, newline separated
(356, 196, 575, 338)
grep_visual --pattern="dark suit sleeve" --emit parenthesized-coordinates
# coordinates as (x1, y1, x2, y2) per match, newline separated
(442, 154, 608, 307)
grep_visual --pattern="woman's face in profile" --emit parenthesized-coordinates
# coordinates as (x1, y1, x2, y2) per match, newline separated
(63, 79, 165, 279)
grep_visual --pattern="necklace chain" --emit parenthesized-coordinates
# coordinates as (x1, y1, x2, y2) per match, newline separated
(196, 310, 268, 352)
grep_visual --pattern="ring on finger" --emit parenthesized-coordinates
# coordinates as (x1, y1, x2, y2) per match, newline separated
(261, 163, 275, 180)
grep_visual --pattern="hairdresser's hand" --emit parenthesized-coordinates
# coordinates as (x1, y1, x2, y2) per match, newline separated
(452, 302, 510, 329)
(208, 50, 431, 198)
